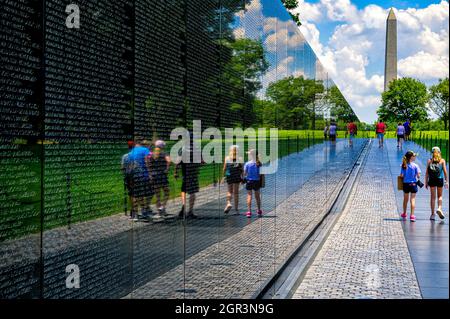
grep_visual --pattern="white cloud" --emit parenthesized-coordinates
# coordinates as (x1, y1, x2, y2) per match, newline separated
(399, 51, 449, 79)
(287, 0, 449, 122)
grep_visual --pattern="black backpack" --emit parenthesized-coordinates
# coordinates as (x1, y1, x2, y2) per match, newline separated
(428, 161, 442, 179)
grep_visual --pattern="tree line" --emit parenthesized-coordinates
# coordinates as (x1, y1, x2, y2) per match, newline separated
(378, 77, 449, 130)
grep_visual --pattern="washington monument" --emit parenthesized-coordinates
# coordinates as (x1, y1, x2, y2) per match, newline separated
(384, 8, 397, 91)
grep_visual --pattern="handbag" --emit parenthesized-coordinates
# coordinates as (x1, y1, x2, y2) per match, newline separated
(259, 174, 265, 188)
(397, 176, 403, 191)
(417, 180, 424, 188)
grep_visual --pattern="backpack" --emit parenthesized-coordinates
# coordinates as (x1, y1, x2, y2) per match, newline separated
(428, 161, 442, 179)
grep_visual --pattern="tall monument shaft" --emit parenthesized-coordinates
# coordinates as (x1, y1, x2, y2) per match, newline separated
(384, 8, 397, 91)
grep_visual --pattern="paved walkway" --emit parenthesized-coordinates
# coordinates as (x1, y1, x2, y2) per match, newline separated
(386, 139, 449, 299)
(1, 140, 365, 298)
(293, 140, 422, 299)
(126, 140, 365, 298)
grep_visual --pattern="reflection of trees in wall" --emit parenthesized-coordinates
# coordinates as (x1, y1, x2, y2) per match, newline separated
(263, 76, 324, 129)
(328, 85, 358, 123)
(377, 78, 429, 123)
(222, 38, 269, 127)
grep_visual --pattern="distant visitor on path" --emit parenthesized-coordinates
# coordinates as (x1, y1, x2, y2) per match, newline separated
(400, 151, 422, 222)
(244, 149, 263, 218)
(403, 119, 412, 141)
(425, 147, 448, 221)
(323, 124, 328, 140)
(223, 145, 243, 215)
(375, 120, 387, 148)
(347, 121, 357, 147)
(396, 122, 405, 149)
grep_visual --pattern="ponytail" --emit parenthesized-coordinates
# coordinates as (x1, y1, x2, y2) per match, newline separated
(402, 156, 408, 169)
(432, 150, 442, 163)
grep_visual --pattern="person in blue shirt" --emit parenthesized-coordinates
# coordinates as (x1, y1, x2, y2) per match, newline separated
(400, 151, 421, 222)
(126, 138, 153, 221)
(244, 149, 263, 218)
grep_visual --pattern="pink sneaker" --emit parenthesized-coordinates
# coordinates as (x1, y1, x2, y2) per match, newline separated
(401, 212, 407, 219)
(257, 210, 263, 217)
(410, 215, 416, 222)
(246, 211, 252, 218)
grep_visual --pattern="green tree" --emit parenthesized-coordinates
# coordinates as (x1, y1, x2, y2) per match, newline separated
(429, 77, 449, 130)
(222, 38, 269, 126)
(328, 85, 358, 123)
(377, 77, 429, 122)
(265, 76, 324, 129)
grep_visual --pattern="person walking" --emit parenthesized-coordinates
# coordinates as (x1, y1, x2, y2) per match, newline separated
(376, 120, 387, 148)
(425, 147, 448, 220)
(146, 147, 170, 222)
(403, 119, 412, 141)
(400, 151, 421, 222)
(347, 121, 357, 147)
(222, 145, 243, 215)
(323, 124, 329, 140)
(396, 122, 405, 149)
(244, 149, 262, 218)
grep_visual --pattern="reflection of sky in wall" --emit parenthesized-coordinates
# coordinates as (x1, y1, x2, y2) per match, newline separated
(232, 0, 328, 98)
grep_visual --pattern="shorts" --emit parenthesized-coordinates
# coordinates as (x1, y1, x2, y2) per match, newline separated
(397, 134, 404, 141)
(181, 177, 199, 194)
(151, 174, 169, 188)
(403, 182, 418, 194)
(226, 175, 242, 184)
(349, 133, 355, 139)
(329, 134, 336, 141)
(377, 133, 384, 139)
(131, 181, 154, 198)
(246, 180, 261, 191)
(428, 177, 444, 188)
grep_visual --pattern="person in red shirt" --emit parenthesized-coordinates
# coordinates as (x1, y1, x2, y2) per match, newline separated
(375, 121, 387, 148)
(347, 122, 357, 147)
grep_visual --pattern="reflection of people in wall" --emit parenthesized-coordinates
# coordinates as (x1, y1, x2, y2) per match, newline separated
(174, 139, 202, 219)
(329, 122, 337, 143)
(122, 140, 135, 217)
(146, 143, 170, 222)
(223, 145, 243, 215)
(126, 138, 153, 222)
(244, 149, 263, 218)
(347, 121, 357, 147)
(323, 124, 329, 140)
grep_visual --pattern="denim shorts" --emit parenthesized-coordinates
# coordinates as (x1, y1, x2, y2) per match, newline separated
(377, 133, 384, 139)
(403, 182, 418, 194)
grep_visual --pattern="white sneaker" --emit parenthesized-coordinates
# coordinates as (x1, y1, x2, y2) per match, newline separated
(437, 209, 445, 220)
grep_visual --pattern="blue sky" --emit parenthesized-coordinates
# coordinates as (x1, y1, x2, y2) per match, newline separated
(288, 0, 449, 122)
